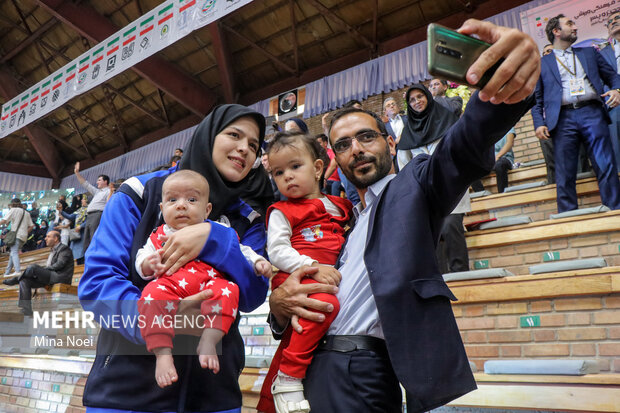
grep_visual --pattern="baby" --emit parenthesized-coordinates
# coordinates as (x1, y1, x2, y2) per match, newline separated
(137, 170, 271, 388)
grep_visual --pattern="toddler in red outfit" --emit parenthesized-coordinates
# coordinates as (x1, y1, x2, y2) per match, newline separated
(137, 170, 271, 388)
(258, 132, 353, 413)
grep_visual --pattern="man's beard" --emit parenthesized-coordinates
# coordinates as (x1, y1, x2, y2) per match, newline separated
(560, 31, 577, 44)
(341, 145, 393, 189)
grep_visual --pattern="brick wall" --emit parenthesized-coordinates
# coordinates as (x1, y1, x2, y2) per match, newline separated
(0, 367, 86, 413)
(454, 294, 620, 372)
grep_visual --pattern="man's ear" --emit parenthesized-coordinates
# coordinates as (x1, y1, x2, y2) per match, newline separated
(386, 135, 396, 157)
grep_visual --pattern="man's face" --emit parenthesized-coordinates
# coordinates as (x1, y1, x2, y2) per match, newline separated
(607, 12, 620, 37)
(316, 138, 327, 149)
(542, 45, 554, 56)
(96, 176, 107, 189)
(174, 149, 183, 157)
(555, 17, 577, 44)
(383, 99, 399, 119)
(45, 231, 60, 248)
(330, 113, 395, 189)
(429, 79, 447, 97)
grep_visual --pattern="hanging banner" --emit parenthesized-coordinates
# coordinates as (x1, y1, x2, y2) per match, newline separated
(520, 0, 618, 51)
(0, 0, 253, 138)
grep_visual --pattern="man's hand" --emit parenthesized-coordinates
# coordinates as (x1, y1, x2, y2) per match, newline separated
(310, 263, 341, 286)
(176, 289, 214, 336)
(159, 222, 211, 275)
(535, 126, 550, 141)
(602, 89, 620, 108)
(458, 19, 540, 104)
(74, 162, 80, 175)
(269, 266, 338, 333)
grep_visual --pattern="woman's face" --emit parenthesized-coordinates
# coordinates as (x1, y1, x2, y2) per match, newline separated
(212, 116, 260, 182)
(81, 197, 88, 207)
(56, 202, 62, 210)
(408, 89, 428, 113)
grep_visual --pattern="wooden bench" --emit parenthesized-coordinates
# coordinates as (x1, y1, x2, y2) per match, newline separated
(451, 373, 620, 412)
(480, 164, 547, 193)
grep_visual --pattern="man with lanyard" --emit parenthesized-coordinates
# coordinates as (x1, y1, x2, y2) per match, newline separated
(600, 10, 620, 173)
(532, 14, 620, 212)
(73, 162, 110, 252)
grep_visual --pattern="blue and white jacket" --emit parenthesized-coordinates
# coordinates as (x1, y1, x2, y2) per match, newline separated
(78, 169, 268, 413)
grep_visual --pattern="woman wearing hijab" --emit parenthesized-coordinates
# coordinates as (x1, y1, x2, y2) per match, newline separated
(398, 84, 471, 273)
(78, 105, 271, 413)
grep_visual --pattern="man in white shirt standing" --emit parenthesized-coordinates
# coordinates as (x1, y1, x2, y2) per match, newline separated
(382, 97, 406, 145)
(73, 162, 110, 253)
(0, 198, 34, 276)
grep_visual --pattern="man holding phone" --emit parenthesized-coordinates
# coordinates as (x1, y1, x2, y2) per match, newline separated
(267, 19, 540, 413)
(532, 14, 620, 213)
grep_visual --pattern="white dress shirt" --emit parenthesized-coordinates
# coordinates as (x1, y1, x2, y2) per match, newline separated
(552, 47, 598, 105)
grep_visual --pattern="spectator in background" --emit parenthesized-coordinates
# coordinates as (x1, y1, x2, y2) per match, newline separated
(2, 230, 73, 316)
(383, 97, 406, 145)
(58, 195, 69, 211)
(542, 43, 554, 56)
(174, 147, 183, 157)
(53, 202, 72, 246)
(0, 198, 34, 276)
(284, 118, 309, 134)
(29, 201, 39, 222)
(62, 196, 88, 264)
(533, 14, 620, 212)
(34, 220, 48, 249)
(472, 128, 517, 194)
(600, 11, 620, 173)
(429, 78, 463, 116)
(65, 194, 82, 214)
(399, 84, 470, 273)
(343, 99, 362, 109)
(316, 134, 342, 196)
(73, 161, 110, 252)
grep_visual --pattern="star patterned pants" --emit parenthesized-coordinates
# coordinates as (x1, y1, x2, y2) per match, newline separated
(138, 263, 239, 351)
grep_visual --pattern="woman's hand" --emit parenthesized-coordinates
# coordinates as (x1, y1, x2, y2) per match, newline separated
(269, 266, 338, 333)
(175, 289, 214, 336)
(159, 222, 212, 276)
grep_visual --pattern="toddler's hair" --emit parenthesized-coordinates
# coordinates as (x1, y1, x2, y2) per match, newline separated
(267, 131, 323, 161)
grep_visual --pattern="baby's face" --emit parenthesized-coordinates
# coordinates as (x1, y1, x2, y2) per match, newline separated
(160, 178, 211, 230)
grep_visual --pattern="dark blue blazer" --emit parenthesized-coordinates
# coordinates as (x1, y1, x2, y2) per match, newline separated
(532, 46, 620, 131)
(362, 93, 534, 412)
(384, 114, 407, 140)
(600, 43, 617, 72)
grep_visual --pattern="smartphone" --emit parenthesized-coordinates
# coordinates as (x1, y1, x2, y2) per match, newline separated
(427, 23, 502, 89)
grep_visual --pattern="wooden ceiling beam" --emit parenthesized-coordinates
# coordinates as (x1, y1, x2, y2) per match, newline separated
(0, 69, 62, 179)
(221, 23, 296, 74)
(209, 21, 236, 103)
(104, 83, 168, 126)
(305, 0, 374, 50)
(64, 109, 93, 159)
(102, 85, 129, 152)
(0, 160, 50, 177)
(0, 18, 57, 63)
(290, 0, 299, 74)
(35, 0, 218, 117)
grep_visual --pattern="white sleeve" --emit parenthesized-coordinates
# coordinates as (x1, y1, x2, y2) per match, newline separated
(240, 243, 265, 269)
(267, 209, 316, 274)
(135, 237, 157, 280)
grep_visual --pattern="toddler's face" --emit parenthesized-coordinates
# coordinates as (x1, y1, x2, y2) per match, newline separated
(160, 178, 211, 230)
(269, 143, 322, 200)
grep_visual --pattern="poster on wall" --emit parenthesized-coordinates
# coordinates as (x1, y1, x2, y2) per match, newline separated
(0, 0, 253, 139)
(520, 0, 619, 50)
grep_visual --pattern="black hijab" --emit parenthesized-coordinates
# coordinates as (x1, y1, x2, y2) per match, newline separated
(398, 83, 459, 150)
(178, 104, 270, 219)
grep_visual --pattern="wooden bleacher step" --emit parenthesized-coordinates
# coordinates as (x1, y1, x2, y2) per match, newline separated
(484, 359, 600, 375)
(477, 214, 531, 230)
(520, 159, 545, 167)
(470, 190, 492, 199)
(529, 257, 607, 275)
(503, 180, 547, 193)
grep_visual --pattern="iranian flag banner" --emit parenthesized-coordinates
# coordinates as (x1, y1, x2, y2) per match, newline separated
(0, 0, 254, 139)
